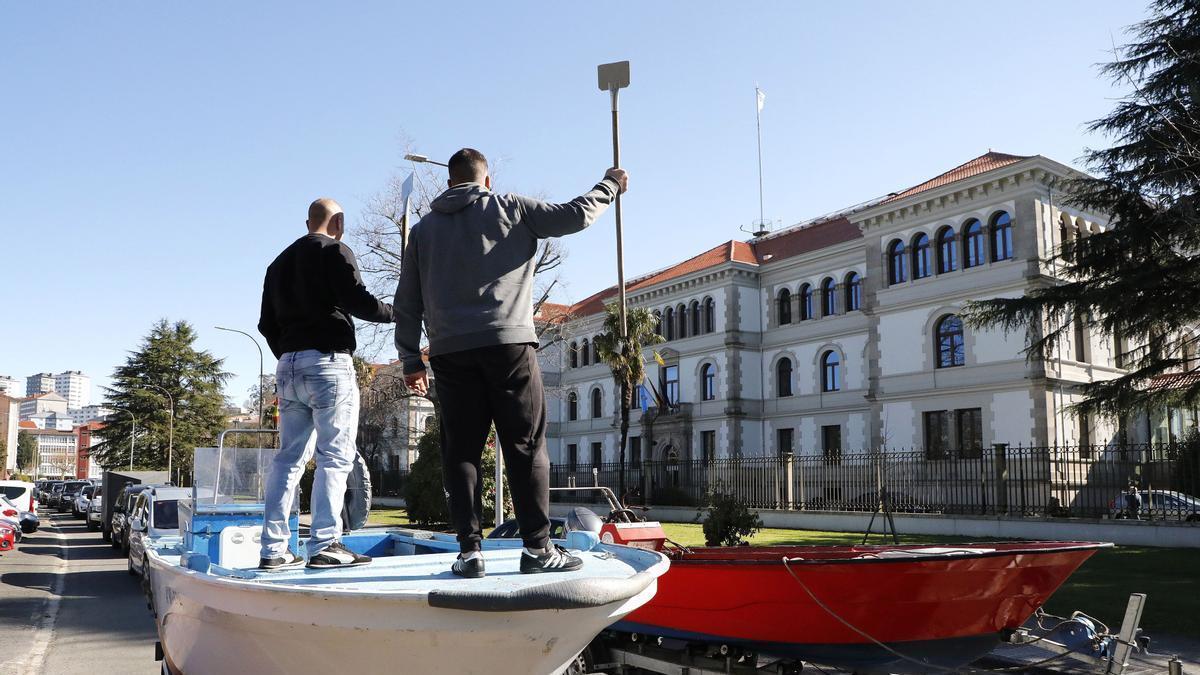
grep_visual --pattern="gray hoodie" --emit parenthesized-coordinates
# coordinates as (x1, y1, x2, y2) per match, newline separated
(393, 176, 620, 373)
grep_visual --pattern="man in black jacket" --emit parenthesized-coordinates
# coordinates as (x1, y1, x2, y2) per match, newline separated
(257, 197, 393, 570)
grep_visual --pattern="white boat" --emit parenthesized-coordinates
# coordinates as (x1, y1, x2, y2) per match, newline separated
(146, 435, 668, 675)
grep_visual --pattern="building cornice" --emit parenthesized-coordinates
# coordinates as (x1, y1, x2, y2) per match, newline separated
(855, 156, 1088, 232)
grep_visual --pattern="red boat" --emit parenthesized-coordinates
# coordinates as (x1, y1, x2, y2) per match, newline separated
(612, 541, 1109, 672)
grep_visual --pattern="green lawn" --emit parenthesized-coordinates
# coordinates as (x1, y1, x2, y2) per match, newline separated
(372, 507, 1199, 636)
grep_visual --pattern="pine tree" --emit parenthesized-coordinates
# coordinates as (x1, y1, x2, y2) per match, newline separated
(967, 0, 1200, 419)
(96, 320, 230, 475)
(595, 306, 665, 498)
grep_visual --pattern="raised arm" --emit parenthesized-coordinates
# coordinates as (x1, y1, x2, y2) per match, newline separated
(325, 242, 393, 323)
(518, 169, 628, 239)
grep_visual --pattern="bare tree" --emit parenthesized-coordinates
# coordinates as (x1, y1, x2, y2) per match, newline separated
(352, 137, 574, 361)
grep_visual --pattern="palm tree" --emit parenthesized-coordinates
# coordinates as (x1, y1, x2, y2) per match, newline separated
(594, 305, 665, 499)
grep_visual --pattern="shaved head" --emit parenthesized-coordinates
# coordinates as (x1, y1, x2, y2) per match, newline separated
(307, 198, 343, 232)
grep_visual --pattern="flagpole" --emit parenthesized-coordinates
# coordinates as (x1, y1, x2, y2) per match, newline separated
(755, 85, 765, 228)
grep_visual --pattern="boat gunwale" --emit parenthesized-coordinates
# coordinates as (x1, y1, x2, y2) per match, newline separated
(146, 544, 670, 605)
(666, 541, 1112, 566)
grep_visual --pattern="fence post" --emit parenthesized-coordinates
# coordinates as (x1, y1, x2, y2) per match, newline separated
(993, 443, 1009, 516)
(783, 452, 795, 510)
(642, 459, 651, 505)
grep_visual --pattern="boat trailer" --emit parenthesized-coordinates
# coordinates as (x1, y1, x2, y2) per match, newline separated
(576, 595, 1166, 674)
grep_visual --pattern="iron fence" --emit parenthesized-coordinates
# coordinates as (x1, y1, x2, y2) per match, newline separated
(373, 443, 1200, 521)
(546, 442, 1200, 522)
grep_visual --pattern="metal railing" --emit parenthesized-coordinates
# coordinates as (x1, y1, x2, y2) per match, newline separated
(372, 442, 1200, 522)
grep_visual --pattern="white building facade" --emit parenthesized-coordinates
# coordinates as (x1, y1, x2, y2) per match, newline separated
(54, 371, 91, 409)
(543, 153, 1129, 467)
(26, 373, 54, 397)
(70, 405, 114, 427)
(0, 376, 22, 398)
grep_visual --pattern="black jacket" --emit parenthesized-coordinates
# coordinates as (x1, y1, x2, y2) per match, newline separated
(258, 234, 392, 358)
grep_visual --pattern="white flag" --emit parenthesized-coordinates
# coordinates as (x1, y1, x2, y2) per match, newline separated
(756, 87, 766, 113)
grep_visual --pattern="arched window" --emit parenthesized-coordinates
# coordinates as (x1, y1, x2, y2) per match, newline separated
(844, 272, 861, 312)
(664, 307, 675, 340)
(821, 351, 841, 392)
(821, 277, 836, 317)
(590, 387, 603, 418)
(776, 358, 793, 397)
(703, 297, 715, 333)
(936, 226, 957, 274)
(912, 233, 931, 279)
(580, 338, 590, 366)
(569, 342, 578, 369)
(963, 219, 984, 268)
(567, 392, 578, 421)
(653, 310, 663, 337)
(799, 284, 813, 320)
(887, 239, 906, 285)
(701, 363, 715, 401)
(677, 304, 687, 339)
(935, 315, 965, 368)
(990, 212, 1012, 261)
(777, 288, 793, 325)
(690, 300, 701, 336)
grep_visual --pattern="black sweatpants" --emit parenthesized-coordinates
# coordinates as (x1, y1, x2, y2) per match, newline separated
(430, 343, 551, 553)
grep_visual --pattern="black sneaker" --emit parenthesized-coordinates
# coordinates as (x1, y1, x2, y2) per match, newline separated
(258, 549, 305, 572)
(520, 545, 583, 574)
(306, 541, 372, 569)
(451, 553, 486, 579)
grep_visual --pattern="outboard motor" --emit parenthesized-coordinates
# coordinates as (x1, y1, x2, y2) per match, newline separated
(566, 507, 604, 534)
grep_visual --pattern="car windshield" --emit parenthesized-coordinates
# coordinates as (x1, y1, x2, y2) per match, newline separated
(153, 500, 179, 530)
(0, 486, 27, 500)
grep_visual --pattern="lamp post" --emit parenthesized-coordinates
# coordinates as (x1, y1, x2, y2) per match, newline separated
(215, 326, 266, 429)
(141, 383, 174, 480)
(403, 153, 448, 168)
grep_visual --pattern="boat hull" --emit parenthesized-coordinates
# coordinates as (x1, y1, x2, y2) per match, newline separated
(149, 551, 660, 675)
(615, 541, 1107, 673)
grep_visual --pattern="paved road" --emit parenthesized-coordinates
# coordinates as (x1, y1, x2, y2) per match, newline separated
(0, 513, 159, 675)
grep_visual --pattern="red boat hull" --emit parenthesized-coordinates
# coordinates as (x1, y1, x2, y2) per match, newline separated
(615, 541, 1107, 671)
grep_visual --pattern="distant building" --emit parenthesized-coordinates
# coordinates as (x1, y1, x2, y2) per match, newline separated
(20, 392, 68, 420)
(359, 361, 436, 471)
(0, 376, 22, 398)
(0, 394, 19, 474)
(26, 373, 54, 397)
(26, 427, 78, 478)
(70, 405, 113, 427)
(75, 422, 105, 479)
(54, 371, 91, 409)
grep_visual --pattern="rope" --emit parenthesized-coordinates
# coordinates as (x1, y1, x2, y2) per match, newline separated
(779, 556, 1104, 674)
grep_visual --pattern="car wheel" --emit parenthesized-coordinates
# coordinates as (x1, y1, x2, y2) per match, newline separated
(102, 528, 111, 542)
(111, 534, 121, 550)
(128, 554, 137, 576)
(86, 520, 97, 532)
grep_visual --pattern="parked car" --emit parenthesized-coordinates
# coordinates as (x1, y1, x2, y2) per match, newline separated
(111, 484, 157, 552)
(1110, 489, 1200, 521)
(57, 481, 89, 513)
(0, 496, 25, 541)
(72, 484, 96, 518)
(0, 480, 36, 513)
(127, 486, 189, 577)
(38, 480, 63, 505)
(86, 487, 104, 531)
(0, 522, 16, 552)
(19, 510, 39, 534)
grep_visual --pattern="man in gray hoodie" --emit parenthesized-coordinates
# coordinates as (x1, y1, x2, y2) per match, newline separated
(394, 148, 627, 578)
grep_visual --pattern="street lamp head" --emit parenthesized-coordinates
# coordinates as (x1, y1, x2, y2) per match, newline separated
(403, 153, 429, 163)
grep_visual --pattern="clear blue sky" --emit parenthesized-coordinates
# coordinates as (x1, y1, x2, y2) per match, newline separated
(2, 1, 1147, 405)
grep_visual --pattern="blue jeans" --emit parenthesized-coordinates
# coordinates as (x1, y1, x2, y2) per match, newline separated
(261, 350, 359, 558)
